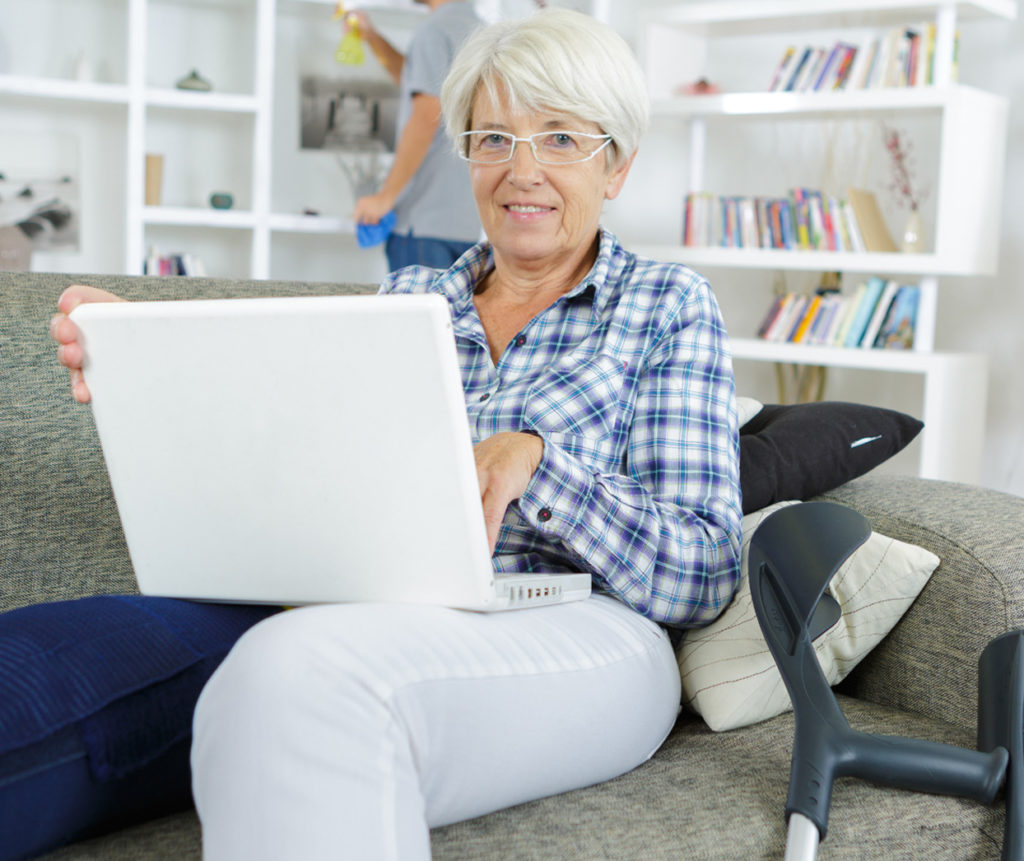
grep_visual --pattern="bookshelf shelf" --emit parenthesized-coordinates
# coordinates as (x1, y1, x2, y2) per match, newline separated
(143, 89, 261, 113)
(268, 213, 356, 235)
(0, 74, 131, 105)
(648, 0, 1016, 38)
(142, 206, 258, 229)
(639, 0, 1016, 483)
(633, 245, 968, 277)
(651, 83, 1002, 119)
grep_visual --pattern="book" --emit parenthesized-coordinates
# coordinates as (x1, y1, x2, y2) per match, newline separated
(819, 294, 849, 345)
(833, 282, 867, 345)
(859, 279, 901, 348)
(763, 293, 800, 341)
(738, 197, 760, 248)
(796, 48, 826, 92)
(826, 195, 845, 251)
(812, 43, 842, 90)
(756, 293, 787, 338)
(757, 197, 772, 249)
(781, 295, 811, 342)
(843, 276, 887, 347)
(869, 28, 902, 88)
(831, 44, 858, 89)
(769, 46, 797, 91)
(840, 199, 866, 253)
(852, 38, 881, 89)
(792, 294, 822, 343)
(784, 47, 813, 91)
(778, 198, 796, 249)
(806, 190, 826, 250)
(846, 187, 897, 252)
(791, 188, 811, 249)
(683, 192, 714, 247)
(873, 283, 920, 349)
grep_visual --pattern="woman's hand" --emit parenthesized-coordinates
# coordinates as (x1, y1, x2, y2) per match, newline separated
(49, 284, 126, 403)
(474, 431, 544, 555)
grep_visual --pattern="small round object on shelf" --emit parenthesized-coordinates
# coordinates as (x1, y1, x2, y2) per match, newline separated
(209, 192, 234, 210)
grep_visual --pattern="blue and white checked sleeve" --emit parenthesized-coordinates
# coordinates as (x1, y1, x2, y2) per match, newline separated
(516, 277, 742, 628)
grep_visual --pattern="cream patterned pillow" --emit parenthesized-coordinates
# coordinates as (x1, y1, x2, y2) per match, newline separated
(677, 500, 939, 732)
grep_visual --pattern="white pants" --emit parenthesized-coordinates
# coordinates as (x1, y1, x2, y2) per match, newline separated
(191, 594, 681, 860)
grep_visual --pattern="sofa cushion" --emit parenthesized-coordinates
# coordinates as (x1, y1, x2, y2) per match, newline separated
(39, 699, 1000, 861)
(676, 500, 939, 731)
(739, 401, 923, 513)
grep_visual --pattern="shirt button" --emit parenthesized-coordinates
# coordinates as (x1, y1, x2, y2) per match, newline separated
(513, 335, 527, 347)
(479, 393, 490, 402)
(538, 508, 552, 522)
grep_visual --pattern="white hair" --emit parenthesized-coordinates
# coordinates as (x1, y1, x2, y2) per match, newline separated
(441, 9, 649, 169)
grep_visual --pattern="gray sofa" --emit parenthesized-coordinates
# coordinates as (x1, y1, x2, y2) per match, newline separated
(4, 271, 1023, 860)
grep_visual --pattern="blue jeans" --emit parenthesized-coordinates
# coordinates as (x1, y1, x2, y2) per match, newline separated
(385, 231, 476, 272)
(0, 595, 278, 860)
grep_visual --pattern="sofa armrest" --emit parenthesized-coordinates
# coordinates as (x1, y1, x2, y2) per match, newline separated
(818, 474, 1024, 732)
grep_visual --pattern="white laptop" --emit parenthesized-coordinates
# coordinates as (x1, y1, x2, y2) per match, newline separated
(71, 294, 591, 611)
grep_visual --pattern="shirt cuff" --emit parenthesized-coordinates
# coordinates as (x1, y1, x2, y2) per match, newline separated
(517, 435, 595, 540)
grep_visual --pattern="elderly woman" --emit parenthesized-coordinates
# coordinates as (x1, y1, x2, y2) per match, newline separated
(39, 9, 740, 860)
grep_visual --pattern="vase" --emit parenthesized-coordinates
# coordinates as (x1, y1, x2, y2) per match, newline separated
(900, 208, 925, 253)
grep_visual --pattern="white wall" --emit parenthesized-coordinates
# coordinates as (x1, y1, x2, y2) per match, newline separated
(601, 3, 1024, 497)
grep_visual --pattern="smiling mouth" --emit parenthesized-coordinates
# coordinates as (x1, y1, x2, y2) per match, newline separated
(505, 204, 551, 214)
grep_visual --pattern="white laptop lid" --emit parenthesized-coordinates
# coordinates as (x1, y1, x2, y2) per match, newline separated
(72, 294, 588, 610)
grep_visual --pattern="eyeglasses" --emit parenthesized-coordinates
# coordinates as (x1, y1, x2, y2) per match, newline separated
(457, 130, 613, 165)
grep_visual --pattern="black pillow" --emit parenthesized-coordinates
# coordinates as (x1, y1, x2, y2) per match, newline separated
(739, 401, 924, 514)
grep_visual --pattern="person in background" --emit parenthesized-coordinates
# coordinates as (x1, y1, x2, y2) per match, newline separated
(352, 0, 482, 271)
(41, 10, 741, 860)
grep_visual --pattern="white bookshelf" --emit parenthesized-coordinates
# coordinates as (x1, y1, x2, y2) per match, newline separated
(635, 0, 1015, 483)
(0, 0, 431, 280)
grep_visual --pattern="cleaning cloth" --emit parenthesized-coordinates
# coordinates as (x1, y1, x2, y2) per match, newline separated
(356, 210, 396, 248)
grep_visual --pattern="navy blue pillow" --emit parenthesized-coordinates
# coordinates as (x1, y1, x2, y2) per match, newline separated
(739, 401, 924, 514)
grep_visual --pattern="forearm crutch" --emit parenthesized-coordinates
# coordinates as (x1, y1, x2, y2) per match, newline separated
(748, 502, 1009, 861)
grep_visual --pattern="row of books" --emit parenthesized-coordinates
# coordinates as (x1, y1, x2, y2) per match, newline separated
(768, 23, 957, 93)
(683, 187, 898, 253)
(142, 248, 208, 276)
(757, 277, 920, 350)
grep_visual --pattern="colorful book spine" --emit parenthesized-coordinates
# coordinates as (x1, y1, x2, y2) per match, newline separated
(843, 276, 886, 347)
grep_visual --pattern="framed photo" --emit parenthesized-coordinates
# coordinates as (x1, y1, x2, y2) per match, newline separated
(0, 131, 80, 253)
(300, 76, 399, 153)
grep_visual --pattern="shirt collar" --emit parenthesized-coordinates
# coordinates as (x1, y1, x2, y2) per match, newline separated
(444, 227, 621, 318)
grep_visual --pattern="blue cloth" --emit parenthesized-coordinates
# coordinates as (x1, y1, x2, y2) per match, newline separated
(0, 595, 278, 859)
(384, 231, 476, 271)
(380, 228, 743, 628)
(356, 210, 396, 248)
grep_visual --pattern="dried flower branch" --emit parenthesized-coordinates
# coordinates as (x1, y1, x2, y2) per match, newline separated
(882, 123, 926, 211)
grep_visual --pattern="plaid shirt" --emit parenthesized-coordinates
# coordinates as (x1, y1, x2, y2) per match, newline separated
(381, 229, 741, 628)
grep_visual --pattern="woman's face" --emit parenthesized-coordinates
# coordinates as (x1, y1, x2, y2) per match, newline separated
(466, 83, 634, 273)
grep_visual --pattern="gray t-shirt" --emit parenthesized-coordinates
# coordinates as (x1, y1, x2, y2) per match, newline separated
(393, 1, 482, 243)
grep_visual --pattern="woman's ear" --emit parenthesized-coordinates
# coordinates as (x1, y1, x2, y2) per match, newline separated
(604, 150, 638, 201)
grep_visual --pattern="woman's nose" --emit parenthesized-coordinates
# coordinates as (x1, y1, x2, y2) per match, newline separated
(506, 139, 544, 183)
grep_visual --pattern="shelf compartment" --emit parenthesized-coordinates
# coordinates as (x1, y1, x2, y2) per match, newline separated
(142, 221, 253, 278)
(650, 83, 1008, 276)
(145, 0, 258, 94)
